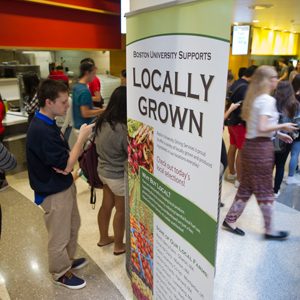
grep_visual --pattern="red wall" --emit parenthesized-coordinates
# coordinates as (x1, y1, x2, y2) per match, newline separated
(0, 0, 121, 50)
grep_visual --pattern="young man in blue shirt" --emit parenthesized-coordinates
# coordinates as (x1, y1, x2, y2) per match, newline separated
(26, 79, 94, 289)
(72, 61, 104, 130)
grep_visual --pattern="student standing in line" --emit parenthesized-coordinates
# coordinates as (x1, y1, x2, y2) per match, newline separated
(95, 86, 127, 255)
(48, 65, 69, 86)
(278, 58, 289, 82)
(80, 58, 104, 108)
(273, 81, 300, 196)
(223, 66, 297, 240)
(26, 79, 94, 289)
(72, 62, 104, 130)
(238, 67, 247, 79)
(226, 66, 257, 187)
(220, 102, 241, 208)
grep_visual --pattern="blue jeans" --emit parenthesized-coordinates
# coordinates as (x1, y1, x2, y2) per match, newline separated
(288, 141, 300, 176)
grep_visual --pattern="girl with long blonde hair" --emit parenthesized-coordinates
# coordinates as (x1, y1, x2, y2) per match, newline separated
(223, 66, 298, 239)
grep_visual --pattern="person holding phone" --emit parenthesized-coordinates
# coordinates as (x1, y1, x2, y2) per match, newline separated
(27, 79, 95, 289)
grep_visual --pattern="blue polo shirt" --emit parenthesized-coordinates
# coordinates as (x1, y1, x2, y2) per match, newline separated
(72, 83, 94, 129)
(26, 111, 73, 205)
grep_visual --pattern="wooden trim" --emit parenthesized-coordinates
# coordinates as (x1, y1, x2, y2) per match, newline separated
(20, 0, 120, 16)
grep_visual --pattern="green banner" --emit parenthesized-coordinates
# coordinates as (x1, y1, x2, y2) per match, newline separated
(140, 168, 217, 266)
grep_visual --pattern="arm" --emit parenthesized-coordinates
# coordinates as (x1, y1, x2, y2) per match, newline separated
(0, 143, 17, 171)
(277, 131, 293, 144)
(279, 70, 288, 81)
(54, 123, 95, 174)
(258, 115, 298, 133)
(92, 91, 102, 102)
(80, 106, 104, 118)
(224, 103, 240, 120)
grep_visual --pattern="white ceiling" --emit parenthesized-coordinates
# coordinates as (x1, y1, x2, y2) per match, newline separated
(233, 0, 300, 32)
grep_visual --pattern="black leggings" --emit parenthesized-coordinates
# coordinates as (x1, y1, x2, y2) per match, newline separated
(274, 144, 292, 193)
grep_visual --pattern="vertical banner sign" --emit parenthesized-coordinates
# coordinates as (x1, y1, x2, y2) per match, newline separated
(127, 1, 233, 299)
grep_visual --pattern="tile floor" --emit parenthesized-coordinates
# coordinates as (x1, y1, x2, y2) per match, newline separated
(1, 169, 300, 300)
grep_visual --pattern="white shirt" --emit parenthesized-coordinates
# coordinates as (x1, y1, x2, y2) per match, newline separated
(246, 94, 279, 139)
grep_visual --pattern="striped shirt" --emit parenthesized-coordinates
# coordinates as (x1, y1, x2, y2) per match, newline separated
(0, 143, 17, 171)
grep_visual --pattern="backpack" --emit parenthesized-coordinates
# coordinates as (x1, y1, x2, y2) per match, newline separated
(78, 133, 103, 208)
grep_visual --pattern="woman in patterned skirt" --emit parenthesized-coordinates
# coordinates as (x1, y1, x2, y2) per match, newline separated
(223, 66, 298, 240)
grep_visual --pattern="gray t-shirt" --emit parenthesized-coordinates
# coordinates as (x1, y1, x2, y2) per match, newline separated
(95, 122, 127, 179)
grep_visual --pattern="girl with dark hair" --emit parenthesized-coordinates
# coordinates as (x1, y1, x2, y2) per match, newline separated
(23, 72, 40, 124)
(273, 81, 300, 195)
(95, 86, 127, 255)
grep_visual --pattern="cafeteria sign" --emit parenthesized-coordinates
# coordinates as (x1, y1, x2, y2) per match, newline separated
(126, 1, 233, 299)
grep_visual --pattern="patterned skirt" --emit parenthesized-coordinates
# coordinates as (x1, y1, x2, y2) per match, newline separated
(237, 137, 274, 202)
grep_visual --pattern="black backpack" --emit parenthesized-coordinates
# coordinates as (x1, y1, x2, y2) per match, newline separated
(78, 134, 103, 208)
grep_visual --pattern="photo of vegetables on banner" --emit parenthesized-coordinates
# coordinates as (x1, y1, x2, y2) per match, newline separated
(128, 119, 154, 300)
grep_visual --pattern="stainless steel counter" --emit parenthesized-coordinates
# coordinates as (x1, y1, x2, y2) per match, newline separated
(3, 111, 28, 127)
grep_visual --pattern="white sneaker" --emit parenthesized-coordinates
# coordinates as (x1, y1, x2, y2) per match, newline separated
(234, 180, 240, 188)
(274, 191, 281, 199)
(286, 176, 300, 185)
(227, 173, 237, 181)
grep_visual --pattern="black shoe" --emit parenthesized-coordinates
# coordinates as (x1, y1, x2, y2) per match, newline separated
(220, 202, 225, 208)
(265, 231, 289, 240)
(222, 221, 245, 236)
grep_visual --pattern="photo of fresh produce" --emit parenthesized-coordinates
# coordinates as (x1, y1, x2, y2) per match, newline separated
(128, 119, 154, 176)
(131, 216, 153, 291)
(128, 119, 154, 300)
